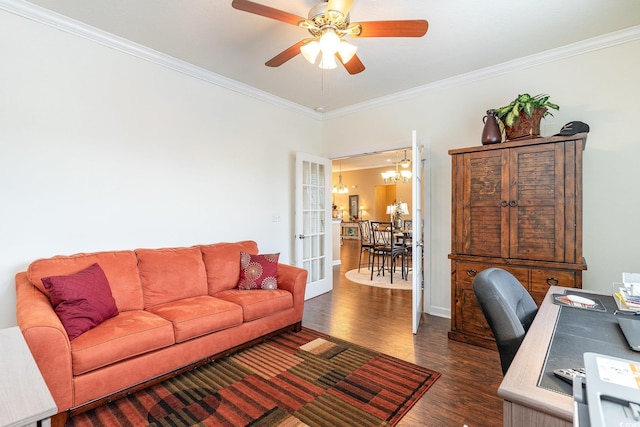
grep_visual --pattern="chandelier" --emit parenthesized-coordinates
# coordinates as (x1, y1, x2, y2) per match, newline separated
(333, 161, 348, 194)
(381, 151, 412, 184)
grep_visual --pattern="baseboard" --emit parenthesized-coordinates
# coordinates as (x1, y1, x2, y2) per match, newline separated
(426, 305, 451, 319)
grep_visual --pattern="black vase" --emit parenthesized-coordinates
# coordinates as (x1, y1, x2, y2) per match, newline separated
(481, 110, 502, 145)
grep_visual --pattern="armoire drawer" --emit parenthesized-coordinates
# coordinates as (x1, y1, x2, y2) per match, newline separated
(530, 269, 576, 293)
(456, 262, 529, 287)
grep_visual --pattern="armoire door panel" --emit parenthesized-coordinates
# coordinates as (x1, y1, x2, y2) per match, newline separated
(509, 144, 565, 261)
(462, 151, 508, 257)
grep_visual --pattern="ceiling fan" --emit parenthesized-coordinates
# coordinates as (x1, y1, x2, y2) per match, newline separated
(231, 0, 429, 75)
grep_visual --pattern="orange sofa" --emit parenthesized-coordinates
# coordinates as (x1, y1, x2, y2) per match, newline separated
(15, 241, 307, 425)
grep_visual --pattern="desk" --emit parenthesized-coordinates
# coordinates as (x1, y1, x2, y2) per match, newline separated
(0, 327, 57, 427)
(498, 286, 640, 426)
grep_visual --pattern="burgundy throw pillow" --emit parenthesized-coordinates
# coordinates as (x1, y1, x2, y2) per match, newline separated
(42, 263, 119, 340)
(238, 252, 279, 290)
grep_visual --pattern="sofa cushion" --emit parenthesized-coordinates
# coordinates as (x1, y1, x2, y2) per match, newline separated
(214, 289, 293, 321)
(70, 310, 174, 376)
(27, 250, 143, 311)
(136, 246, 208, 309)
(146, 295, 243, 343)
(238, 252, 279, 290)
(199, 241, 259, 294)
(42, 263, 119, 341)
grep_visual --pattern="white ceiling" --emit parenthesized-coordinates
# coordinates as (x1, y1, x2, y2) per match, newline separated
(12, 0, 640, 170)
(20, 0, 640, 116)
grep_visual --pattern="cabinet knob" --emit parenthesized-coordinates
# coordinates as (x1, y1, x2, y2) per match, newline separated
(546, 277, 559, 286)
(501, 200, 508, 207)
(466, 269, 477, 277)
(509, 200, 518, 207)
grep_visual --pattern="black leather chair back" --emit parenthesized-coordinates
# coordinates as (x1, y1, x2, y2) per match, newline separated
(472, 268, 538, 374)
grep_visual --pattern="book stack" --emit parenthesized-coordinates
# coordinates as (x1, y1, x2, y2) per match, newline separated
(615, 288, 640, 311)
(613, 272, 640, 312)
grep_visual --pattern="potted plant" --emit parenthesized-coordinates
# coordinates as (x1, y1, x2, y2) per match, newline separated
(494, 93, 559, 140)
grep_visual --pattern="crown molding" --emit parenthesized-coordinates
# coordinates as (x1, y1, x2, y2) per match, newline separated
(324, 24, 640, 119)
(0, 0, 322, 120)
(2, 0, 638, 121)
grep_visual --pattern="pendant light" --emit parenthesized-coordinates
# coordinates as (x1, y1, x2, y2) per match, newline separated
(333, 161, 348, 194)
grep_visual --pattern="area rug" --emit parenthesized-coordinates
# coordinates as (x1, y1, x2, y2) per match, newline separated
(67, 328, 439, 427)
(345, 268, 412, 290)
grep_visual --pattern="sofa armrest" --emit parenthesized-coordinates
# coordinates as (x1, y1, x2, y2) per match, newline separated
(276, 264, 308, 319)
(15, 272, 73, 412)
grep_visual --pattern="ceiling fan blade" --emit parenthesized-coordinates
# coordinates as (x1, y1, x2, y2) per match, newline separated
(356, 20, 429, 37)
(231, 0, 304, 26)
(265, 40, 306, 67)
(326, 0, 354, 17)
(339, 53, 365, 75)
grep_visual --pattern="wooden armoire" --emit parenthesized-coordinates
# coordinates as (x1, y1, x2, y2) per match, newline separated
(448, 133, 588, 348)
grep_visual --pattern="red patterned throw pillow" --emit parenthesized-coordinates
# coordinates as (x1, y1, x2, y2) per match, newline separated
(42, 263, 119, 340)
(238, 252, 279, 290)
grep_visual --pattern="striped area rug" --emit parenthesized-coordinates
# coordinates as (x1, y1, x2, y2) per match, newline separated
(67, 328, 440, 427)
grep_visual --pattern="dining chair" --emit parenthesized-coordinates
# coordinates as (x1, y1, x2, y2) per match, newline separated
(472, 268, 538, 374)
(357, 220, 374, 273)
(370, 221, 405, 283)
(400, 220, 413, 280)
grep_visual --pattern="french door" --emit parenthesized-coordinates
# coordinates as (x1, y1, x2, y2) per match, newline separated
(412, 131, 425, 334)
(295, 152, 333, 299)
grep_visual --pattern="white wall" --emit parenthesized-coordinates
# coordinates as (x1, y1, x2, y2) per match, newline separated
(0, 10, 322, 328)
(323, 40, 640, 317)
(2, 8, 639, 330)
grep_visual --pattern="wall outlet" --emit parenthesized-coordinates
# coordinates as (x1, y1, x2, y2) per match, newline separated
(272, 214, 281, 223)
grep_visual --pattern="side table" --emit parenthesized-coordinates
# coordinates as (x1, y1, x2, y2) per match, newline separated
(340, 221, 360, 240)
(0, 327, 57, 427)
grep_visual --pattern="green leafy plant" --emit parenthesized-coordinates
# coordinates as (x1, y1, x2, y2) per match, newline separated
(494, 93, 559, 128)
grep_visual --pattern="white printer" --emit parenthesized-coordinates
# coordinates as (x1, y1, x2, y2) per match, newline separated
(573, 352, 640, 426)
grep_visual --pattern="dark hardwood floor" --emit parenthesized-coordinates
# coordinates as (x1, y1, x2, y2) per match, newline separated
(302, 240, 504, 427)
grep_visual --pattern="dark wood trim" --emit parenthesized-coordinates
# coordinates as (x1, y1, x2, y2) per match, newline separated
(448, 254, 587, 270)
(447, 330, 497, 350)
(448, 132, 588, 155)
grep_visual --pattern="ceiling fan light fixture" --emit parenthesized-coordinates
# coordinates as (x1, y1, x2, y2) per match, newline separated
(300, 40, 320, 64)
(319, 52, 338, 69)
(337, 40, 357, 63)
(319, 29, 340, 55)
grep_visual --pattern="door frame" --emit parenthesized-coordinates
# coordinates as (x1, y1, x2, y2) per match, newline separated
(327, 138, 432, 320)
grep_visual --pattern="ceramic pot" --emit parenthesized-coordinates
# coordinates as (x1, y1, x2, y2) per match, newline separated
(481, 110, 502, 145)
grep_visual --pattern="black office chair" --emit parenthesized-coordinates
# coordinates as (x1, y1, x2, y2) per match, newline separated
(472, 268, 538, 374)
